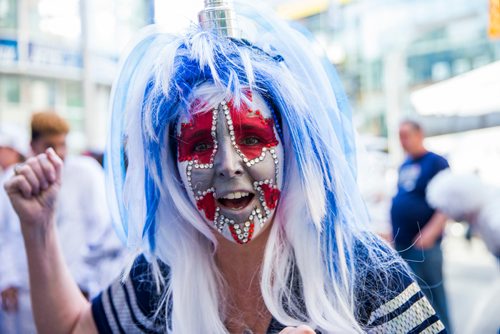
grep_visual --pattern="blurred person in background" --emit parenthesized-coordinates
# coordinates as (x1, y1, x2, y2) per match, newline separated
(427, 170, 500, 334)
(0, 125, 29, 176)
(0, 125, 29, 333)
(427, 170, 500, 259)
(0, 111, 125, 334)
(390, 119, 451, 330)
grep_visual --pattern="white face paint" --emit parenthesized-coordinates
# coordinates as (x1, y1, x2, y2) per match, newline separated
(176, 92, 284, 244)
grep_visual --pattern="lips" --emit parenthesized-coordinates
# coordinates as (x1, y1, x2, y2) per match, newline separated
(217, 191, 255, 210)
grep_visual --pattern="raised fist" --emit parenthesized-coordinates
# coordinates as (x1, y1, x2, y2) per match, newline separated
(3, 148, 63, 230)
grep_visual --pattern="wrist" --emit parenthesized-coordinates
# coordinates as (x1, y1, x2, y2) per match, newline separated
(21, 218, 56, 247)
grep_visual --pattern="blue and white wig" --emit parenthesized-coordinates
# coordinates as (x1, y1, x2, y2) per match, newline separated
(106, 1, 404, 333)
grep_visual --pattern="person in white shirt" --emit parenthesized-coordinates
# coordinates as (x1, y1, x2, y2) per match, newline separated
(0, 124, 29, 176)
(0, 111, 125, 334)
(0, 124, 29, 333)
(427, 170, 500, 334)
(427, 170, 500, 258)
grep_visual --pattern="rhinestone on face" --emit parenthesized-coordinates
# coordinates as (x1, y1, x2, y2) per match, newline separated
(187, 98, 282, 245)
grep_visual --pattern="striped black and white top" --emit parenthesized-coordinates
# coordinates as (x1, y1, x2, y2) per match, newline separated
(91, 254, 446, 333)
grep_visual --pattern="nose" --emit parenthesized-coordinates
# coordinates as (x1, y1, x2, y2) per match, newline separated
(213, 137, 244, 178)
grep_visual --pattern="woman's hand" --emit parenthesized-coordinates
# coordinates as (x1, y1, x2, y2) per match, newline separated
(279, 325, 316, 334)
(3, 148, 63, 232)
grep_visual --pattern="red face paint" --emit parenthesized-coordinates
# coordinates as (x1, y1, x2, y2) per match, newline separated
(176, 92, 283, 246)
(196, 192, 216, 221)
(229, 222, 255, 244)
(178, 111, 215, 164)
(228, 101, 279, 160)
(261, 183, 281, 209)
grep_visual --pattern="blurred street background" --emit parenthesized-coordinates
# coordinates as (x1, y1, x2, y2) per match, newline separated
(1, 0, 499, 333)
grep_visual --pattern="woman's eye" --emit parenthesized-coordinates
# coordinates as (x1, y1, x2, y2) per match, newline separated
(241, 137, 260, 146)
(193, 142, 212, 152)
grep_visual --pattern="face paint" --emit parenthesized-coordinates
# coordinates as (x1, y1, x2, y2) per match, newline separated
(177, 93, 283, 244)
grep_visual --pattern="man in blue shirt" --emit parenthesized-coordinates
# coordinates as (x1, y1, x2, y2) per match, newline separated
(391, 120, 452, 331)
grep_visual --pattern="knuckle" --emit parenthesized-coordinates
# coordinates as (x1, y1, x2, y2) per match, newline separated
(26, 157, 38, 165)
(37, 153, 48, 162)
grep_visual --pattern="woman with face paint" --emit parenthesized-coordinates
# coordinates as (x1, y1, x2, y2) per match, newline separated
(3, 1, 447, 333)
(176, 87, 284, 245)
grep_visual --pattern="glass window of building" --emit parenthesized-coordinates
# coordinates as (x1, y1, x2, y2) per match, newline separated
(0, 75, 20, 103)
(0, 0, 17, 30)
(64, 81, 83, 108)
(29, 78, 57, 108)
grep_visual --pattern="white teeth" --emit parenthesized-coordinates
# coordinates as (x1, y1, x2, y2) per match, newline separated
(220, 192, 250, 200)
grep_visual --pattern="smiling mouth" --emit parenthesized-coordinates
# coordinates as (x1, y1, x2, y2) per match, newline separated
(217, 192, 255, 210)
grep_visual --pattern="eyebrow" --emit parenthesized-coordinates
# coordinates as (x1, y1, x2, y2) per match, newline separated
(237, 123, 271, 131)
(180, 129, 212, 140)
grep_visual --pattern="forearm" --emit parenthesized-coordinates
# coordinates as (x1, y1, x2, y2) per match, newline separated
(22, 220, 90, 334)
(419, 211, 448, 243)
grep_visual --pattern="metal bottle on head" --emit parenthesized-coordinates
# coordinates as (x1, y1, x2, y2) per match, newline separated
(198, 0, 239, 37)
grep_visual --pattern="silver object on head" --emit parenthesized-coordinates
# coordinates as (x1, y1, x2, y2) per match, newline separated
(198, 0, 239, 37)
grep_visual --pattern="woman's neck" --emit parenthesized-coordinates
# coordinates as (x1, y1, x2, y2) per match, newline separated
(214, 222, 272, 280)
(214, 222, 274, 333)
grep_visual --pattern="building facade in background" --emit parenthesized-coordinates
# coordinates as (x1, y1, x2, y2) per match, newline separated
(0, 0, 153, 152)
(2, 0, 500, 155)
(284, 0, 500, 136)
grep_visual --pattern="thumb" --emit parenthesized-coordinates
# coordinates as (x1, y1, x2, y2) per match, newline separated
(46, 148, 64, 183)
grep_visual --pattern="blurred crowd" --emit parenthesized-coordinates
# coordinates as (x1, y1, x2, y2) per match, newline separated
(1, 111, 499, 334)
(0, 111, 126, 333)
(360, 120, 500, 334)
